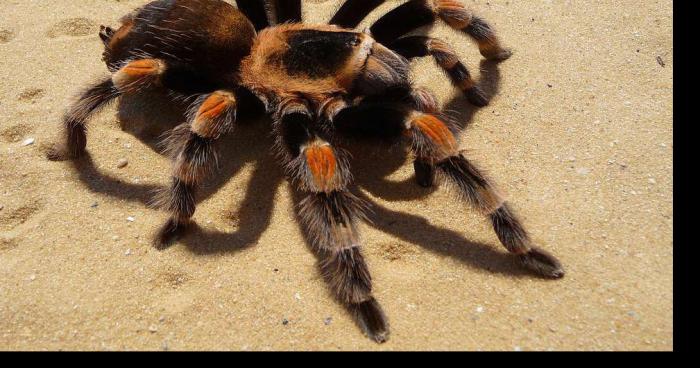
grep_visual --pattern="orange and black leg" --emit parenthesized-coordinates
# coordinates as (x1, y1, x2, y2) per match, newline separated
(49, 58, 170, 161)
(405, 112, 564, 278)
(154, 90, 238, 248)
(276, 99, 389, 343)
(334, 103, 563, 278)
(273, 0, 301, 23)
(390, 36, 489, 106)
(369, 0, 512, 61)
(47, 78, 119, 161)
(329, 0, 385, 28)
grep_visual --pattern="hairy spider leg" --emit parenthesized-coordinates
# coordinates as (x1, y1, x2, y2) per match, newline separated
(154, 90, 238, 248)
(332, 0, 512, 61)
(333, 102, 565, 279)
(274, 97, 390, 343)
(390, 36, 489, 107)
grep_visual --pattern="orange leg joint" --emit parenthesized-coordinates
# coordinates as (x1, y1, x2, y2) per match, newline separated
(304, 143, 338, 193)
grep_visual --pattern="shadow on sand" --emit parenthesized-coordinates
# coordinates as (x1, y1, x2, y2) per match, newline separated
(66, 59, 529, 276)
(58, 56, 550, 340)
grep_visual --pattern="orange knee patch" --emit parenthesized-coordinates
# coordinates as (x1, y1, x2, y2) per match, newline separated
(428, 39, 460, 69)
(192, 91, 236, 138)
(112, 59, 165, 91)
(434, 0, 472, 29)
(305, 144, 337, 192)
(413, 114, 458, 153)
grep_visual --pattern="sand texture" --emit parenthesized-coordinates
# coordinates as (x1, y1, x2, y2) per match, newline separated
(0, 0, 672, 351)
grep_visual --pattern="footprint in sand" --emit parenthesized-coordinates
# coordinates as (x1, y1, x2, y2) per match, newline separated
(1, 124, 34, 143)
(0, 201, 44, 233)
(158, 269, 191, 290)
(18, 88, 46, 103)
(377, 242, 418, 261)
(47, 18, 97, 38)
(0, 29, 15, 43)
(0, 237, 18, 251)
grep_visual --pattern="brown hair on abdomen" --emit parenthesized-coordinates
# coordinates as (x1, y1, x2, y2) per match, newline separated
(102, 0, 255, 82)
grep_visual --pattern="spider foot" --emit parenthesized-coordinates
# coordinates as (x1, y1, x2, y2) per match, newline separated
(465, 86, 489, 107)
(352, 298, 390, 344)
(46, 145, 70, 161)
(155, 218, 189, 250)
(46, 143, 84, 161)
(519, 246, 565, 279)
(414, 159, 436, 188)
(483, 48, 513, 62)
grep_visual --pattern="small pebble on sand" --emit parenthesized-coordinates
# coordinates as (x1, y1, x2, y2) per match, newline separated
(282, 318, 289, 326)
(324, 317, 332, 326)
(127, 217, 135, 222)
(117, 159, 128, 169)
(29, 274, 36, 281)
(149, 325, 158, 333)
(476, 306, 484, 313)
(294, 292, 301, 301)
(125, 249, 132, 256)
(22, 138, 35, 146)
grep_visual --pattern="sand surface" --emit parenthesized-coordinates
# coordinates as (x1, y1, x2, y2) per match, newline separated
(0, 0, 672, 351)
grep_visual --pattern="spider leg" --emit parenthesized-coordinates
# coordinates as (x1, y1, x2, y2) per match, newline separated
(390, 36, 489, 107)
(154, 90, 238, 248)
(336, 88, 440, 187)
(329, 0, 385, 29)
(370, 0, 512, 61)
(48, 58, 173, 161)
(47, 78, 120, 161)
(235, 0, 271, 31)
(276, 98, 389, 343)
(333, 103, 564, 278)
(111, 58, 168, 95)
(272, 0, 301, 24)
(407, 112, 565, 278)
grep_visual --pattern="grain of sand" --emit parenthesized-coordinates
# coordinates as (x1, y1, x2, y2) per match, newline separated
(0, 0, 672, 351)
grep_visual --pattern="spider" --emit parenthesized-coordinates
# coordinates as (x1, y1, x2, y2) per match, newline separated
(48, 0, 565, 343)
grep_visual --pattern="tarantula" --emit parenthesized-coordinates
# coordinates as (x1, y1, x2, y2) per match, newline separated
(48, 0, 565, 343)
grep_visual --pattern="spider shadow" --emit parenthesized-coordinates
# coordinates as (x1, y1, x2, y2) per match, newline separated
(342, 57, 534, 278)
(353, 59, 503, 203)
(294, 57, 529, 279)
(69, 89, 282, 255)
(67, 55, 525, 276)
(444, 59, 504, 131)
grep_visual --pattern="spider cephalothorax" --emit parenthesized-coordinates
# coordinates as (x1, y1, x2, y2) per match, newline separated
(48, 0, 564, 343)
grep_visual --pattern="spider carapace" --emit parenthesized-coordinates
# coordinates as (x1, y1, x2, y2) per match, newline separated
(49, 0, 564, 343)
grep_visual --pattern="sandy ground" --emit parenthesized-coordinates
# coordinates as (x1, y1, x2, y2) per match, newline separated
(0, 0, 672, 351)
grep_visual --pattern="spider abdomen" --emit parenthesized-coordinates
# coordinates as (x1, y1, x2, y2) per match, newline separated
(102, 0, 256, 93)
